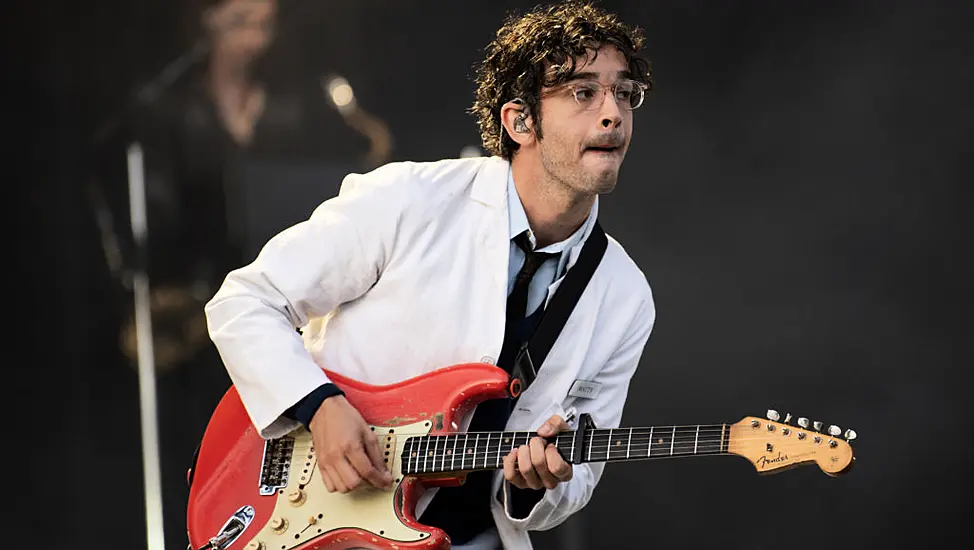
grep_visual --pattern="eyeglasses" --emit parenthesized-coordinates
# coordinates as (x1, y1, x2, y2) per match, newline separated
(548, 79, 648, 111)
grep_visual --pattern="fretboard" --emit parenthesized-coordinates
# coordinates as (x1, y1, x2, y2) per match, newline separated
(400, 424, 730, 476)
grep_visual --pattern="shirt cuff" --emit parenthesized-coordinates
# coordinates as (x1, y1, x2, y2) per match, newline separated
(283, 383, 345, 430)
(502, 483, 546, 519)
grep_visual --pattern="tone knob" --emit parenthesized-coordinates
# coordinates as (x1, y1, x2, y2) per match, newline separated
(245, 542, 265, 550)
(797, 417, 809, 429)
(828, 425, 841, 436)
(269, 517, 288, 533)
(766, 409, 780, 421)
(813, 421, 823, 431)
(844, 429, 858, 440)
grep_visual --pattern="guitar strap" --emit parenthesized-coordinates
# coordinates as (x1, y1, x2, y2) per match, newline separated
(508, 220, 608, 398)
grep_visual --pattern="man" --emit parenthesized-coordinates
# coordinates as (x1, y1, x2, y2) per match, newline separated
(204, 2, 655, 548)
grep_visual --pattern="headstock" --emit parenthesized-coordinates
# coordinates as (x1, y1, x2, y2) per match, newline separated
(728, 409, 856, 476)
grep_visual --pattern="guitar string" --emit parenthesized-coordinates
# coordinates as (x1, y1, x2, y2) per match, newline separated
(395, 436, 841, 473)
(289, 432, 842, 451)
(287, 424, 823, 441)
(287, 429, 844, 472)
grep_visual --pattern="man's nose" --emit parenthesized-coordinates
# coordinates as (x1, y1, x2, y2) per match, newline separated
(598, 92, 623, 128)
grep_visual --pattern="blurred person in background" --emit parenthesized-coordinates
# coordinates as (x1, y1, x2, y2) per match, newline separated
(88, 0, 393, 546)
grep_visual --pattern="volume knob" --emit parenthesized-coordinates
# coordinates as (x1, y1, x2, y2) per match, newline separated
(288, 489, 307, 506)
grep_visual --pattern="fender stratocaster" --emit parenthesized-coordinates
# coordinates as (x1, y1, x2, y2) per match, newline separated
(186, 363, 856, 550)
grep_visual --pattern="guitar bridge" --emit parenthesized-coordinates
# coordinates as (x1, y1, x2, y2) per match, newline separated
(258, 435, 295, 495)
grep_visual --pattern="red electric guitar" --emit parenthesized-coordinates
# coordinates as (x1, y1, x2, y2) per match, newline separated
(186, 363, 856, 550)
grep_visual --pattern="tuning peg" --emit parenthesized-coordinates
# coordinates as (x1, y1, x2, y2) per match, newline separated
(783, 413, 792, 424)
(813, 421, 823, 432)
(828, 425, 841, 436)
(844, 429, 857, 441)
(797, 417, 809, 429)
(767, 409, 780, 422)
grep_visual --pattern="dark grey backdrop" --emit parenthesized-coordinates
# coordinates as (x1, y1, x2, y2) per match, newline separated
(15, 0, 970, 549)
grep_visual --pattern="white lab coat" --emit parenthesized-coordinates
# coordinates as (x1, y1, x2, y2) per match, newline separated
(204, 155, 656, 549)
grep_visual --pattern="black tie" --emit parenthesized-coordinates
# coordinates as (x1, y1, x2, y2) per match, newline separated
(417, 230, 558, 544)
(507, 231, 557, 322)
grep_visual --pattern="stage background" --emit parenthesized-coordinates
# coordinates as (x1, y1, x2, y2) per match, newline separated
(13, 0, 970, 548)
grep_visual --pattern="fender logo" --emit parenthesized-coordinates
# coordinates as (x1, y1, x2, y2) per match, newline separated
(756, 452, 790, 469)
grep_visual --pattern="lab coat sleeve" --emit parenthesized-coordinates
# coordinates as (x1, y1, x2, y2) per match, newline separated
(204, 163, 413, 439)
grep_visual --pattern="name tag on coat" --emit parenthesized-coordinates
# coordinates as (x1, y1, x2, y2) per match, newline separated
(568, 379, 603, 399)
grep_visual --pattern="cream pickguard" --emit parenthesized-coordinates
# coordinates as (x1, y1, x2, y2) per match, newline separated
(241, 421, 434, 550)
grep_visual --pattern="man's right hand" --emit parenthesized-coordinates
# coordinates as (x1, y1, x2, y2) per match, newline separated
(308, 395, 394, 493)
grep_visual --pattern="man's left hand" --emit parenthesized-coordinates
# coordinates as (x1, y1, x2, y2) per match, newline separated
(503, 414, 574, 490)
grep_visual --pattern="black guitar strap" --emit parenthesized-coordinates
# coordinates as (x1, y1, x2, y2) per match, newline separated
(508, 220, 608, 397)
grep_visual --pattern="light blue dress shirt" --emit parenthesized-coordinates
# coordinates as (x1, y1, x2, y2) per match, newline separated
(506, 169, 597, 315)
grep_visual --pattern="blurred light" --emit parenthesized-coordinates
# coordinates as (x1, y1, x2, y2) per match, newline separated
(460, 145, 483, 158)
(324, 75, 357, 115)
(331, 83, 354, 107)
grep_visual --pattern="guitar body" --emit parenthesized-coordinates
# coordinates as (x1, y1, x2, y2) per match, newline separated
(186, 363, 512, 550)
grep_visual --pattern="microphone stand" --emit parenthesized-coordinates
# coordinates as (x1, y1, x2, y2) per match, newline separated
(127, 140, 166, 550)
(93, 37, 211, 550)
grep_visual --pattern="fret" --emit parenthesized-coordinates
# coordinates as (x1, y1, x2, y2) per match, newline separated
(570, 431, 577, 463)
(674, 426, 703, 456)
(587, 429, 594, 462)
(440, 435, 448, 472)
(501, 432, 513, 467)
(415, 437, 422, 473)
(494, 432, 510, 468)
(483, 433, 491, 469)
(412, 437, 419, 474)
(404, 437, 413, 475)
(450, 435, 462, 470)
(422, 437, 431, 473)
(607, 429, 627, 461)
(592, 429, 610, 462)
(626, 427, 632, 459)
(497, 432, 517, 467)
(603, 429, 614, 461)
(462, 434, 470, 470)
(473, 434, 480, 469)
(669, 426, 676, 456)
(648, 426, 654, 457)
(499, 432, 512, 468)
(435, 436, 443, 473)
(650, 426, 671, 457)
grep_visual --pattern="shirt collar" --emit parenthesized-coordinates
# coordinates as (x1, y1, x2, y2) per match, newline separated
(507, 166, 598, 255)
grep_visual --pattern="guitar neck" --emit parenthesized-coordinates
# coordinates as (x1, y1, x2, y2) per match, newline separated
(400, 424, 731, 476)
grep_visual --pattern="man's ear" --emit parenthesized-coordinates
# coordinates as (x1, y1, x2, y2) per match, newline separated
(500, 100, 535, 146)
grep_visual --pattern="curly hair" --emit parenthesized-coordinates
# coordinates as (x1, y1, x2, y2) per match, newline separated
(470, 1, 652, 160)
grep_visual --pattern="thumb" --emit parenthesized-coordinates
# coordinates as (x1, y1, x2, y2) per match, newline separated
(538, 414, 569, 437)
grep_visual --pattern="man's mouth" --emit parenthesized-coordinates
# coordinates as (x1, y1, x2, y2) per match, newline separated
(585, 145, 621, 154)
